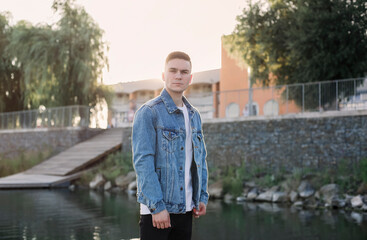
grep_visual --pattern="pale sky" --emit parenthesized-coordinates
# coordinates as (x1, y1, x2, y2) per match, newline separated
(1, 0, 246, 85)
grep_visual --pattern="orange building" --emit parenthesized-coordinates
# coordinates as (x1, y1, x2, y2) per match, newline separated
(108, 38, 301, 126)
(217, 37, 300, 118)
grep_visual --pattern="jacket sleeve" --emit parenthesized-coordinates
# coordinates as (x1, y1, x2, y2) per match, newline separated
(199, 115, 209, 205)
(132, 105, 166, 214)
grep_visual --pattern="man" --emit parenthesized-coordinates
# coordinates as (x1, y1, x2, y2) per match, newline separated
(132, 51, 209, 240)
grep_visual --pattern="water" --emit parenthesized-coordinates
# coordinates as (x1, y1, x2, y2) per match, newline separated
(0, 189, 366, 240)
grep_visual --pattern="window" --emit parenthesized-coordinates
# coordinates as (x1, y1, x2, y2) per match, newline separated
(263, 100, 279, 116)
(226, 103, 240, 118)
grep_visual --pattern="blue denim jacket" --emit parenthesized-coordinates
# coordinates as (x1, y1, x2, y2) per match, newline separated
(132, 88, 209, 214)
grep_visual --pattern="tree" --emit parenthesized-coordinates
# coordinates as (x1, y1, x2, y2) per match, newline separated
(225, 0, 367, 109)
(0, 13, 24, 113)
(4, 0, 111, 111)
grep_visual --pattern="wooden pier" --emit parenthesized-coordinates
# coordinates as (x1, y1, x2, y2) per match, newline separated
(0, 128, 123, 189)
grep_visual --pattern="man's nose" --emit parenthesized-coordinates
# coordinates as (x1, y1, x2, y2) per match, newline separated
(175, 72, 182, 79)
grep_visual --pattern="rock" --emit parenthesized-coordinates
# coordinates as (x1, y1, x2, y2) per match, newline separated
(115, 171, 136, 190)
(128, 180, 137, 192)
(304, 197, 319, 209)
(126, 181, 137, 195)
(351, 212, 363, 224)
(351, 195, 364, 208)
(89, 173, 106, 189)
(280, 181, 292, 193)
(289, 191, 298, 202)
(256, 186, 279, 202)
(104, 181, 112, 191)
(319, 184, 339, 205)
(247, 188, 258, 201)
(333, 199, 346, 208)
(224, 193, 234, 202)
(293, 201, 303, 208)
(208, 180, 223, 199)
(236, 196, 247, 202)
(272, 192, 289, 203)
(244, 181, 256, 188)
(297, 181, 315, 199)
(68, 184, 76, 191)
(357, 182, 367, 195)
(314, 191, 320, 200)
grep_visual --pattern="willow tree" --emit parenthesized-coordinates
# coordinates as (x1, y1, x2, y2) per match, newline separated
(0, 13, 23, 112)
(225, 0, 367, 109)
(6, 0, 111, 110)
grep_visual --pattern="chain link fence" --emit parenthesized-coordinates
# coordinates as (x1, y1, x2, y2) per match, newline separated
(0, 105, 91, 130)
(207, 78, 367, 119)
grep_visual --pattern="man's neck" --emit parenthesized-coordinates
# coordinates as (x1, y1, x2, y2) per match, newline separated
(166, 89, 184, 107)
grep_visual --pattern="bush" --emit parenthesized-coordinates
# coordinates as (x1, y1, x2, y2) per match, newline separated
(77, 151, 133, 185)
(0, 149, 53, 177)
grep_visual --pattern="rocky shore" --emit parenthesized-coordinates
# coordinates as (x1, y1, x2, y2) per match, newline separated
(208, 180, 367, 213)
(76, 171, 367, 215)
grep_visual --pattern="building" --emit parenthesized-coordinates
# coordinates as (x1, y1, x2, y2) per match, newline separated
(108, 69, 220, 127)
(108, 38, 300, 126)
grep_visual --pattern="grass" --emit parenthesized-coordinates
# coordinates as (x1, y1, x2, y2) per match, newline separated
(77, 151, 133, 186)
(215, 158, 367, 197)
(0, 148, 54, 177)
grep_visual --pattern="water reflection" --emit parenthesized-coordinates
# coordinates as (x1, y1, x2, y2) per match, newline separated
(0, 190, 366, 240)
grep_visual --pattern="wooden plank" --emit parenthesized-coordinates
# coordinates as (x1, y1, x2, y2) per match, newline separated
(0, 128, 123, 188)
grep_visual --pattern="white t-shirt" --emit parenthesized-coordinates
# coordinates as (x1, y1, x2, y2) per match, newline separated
(140, 104, 194, 214)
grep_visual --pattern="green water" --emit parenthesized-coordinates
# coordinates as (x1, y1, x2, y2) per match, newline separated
(0, 189, 366, 240)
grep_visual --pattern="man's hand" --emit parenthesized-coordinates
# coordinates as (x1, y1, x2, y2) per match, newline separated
(152, 209, 171, 229)
(193, 202, 207, 218)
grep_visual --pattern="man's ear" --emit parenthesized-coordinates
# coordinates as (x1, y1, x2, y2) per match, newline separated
(162, 72, 165, 82)
(189, 74, 193, 84)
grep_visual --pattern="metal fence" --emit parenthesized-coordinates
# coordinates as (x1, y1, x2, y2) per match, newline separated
(109, 78, 367, 125)
(0, 105, 90, 130)
(213, 78, 367, 118)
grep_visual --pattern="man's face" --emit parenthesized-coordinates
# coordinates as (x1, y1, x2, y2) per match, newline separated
(162, 58, 192, 95)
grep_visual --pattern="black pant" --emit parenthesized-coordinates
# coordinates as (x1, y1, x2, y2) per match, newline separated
(139, 211, 193, 240)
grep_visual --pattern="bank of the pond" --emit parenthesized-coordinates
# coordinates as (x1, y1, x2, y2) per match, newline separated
(73, 152, 367, 218)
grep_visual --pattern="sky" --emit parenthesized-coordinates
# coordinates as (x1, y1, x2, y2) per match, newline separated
(0, 0, 246, 85)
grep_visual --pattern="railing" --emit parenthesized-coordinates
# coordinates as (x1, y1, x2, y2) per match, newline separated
(109, 77, 367, 126)
(214, 78, 367, 118)
(0, 105, 91, 130)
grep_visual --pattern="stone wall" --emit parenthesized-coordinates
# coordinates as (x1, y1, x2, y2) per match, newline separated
(0, 127, 103, 159)
(120, 110, 367, 171)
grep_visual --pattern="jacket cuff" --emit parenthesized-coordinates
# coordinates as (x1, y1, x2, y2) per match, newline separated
(199, 193, 209, 206)
(150, 200, 166, 214)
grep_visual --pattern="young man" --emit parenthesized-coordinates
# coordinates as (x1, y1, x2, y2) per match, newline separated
(132, 51, 209, 240)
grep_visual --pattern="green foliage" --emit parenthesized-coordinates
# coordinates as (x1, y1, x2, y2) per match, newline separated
(0, 0, 110, 112)
(222, 165, 244, 197)
(0, 149, 53, 177)
(78, 151, 133, 185)
(0, 13, 24, 112)
(358, 158, 367, 183)
(225, 0, 367, 109)
(219, 158, 367, 196)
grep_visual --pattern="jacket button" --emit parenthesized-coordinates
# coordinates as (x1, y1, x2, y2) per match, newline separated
(180, 166, 183, 170)
(180, 187, 183, 191)
(181, 147, 184, 150)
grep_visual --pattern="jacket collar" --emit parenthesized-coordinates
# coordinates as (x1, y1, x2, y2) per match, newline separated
(160, 88, 194, 114)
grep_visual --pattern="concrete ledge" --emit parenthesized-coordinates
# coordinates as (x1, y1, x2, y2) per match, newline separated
(203, 110, 367, 124)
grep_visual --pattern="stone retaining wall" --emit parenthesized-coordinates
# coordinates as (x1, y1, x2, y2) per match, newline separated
(120, 110, 367, 171)
(0, 127, 103, 159)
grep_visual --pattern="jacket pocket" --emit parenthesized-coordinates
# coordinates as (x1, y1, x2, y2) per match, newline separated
(162, 129, 179, 153)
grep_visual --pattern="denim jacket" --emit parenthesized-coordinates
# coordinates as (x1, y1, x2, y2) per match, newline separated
(132, 88, 209, 214)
